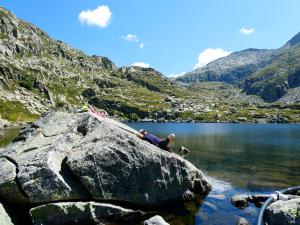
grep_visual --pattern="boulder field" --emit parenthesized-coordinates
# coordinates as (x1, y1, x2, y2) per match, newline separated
(0, 111, 211, 224)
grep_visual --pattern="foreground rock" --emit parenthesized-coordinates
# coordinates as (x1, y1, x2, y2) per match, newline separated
(0, 117, 12, 129)
(0, 111, 211, 224)
(144, 215, 169, 225)
(265, 198, 300, 225)
(0, 203, 14, 225)
(30, 202, 144, 225)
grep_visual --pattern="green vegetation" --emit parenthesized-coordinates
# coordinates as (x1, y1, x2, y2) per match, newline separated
(0, 99, 38, 122)
(0, 6, 300, 124)
(0, 32, 8, 39)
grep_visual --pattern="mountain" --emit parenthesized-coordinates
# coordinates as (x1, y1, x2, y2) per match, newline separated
(176, 32, 300, 102)
(0, 7, 299, 124)
(244, 36, 300, 101)
(0, 7, 184, 123)
(176, 48, 276, 85)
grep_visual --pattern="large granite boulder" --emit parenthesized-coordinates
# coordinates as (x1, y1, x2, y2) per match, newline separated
(265, 198, 300, 225)
(30, 202, 144, 225)
(0, 111, 211, 224)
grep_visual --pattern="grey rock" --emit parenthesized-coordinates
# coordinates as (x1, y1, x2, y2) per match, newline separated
(236, 217, 249, 225)
(30, 202, 143, 225)
(0, 112, 211, 206)
(231, 195, 249, 209)
(0, 117, 12, 128)
(0, 157, 28, 203)
(265, 198, 300, 225)
(0, 203, 14, 225)
(144, 215, 169, 225)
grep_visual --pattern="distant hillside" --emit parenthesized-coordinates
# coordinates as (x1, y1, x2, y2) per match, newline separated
(0, 7, 299, 124)
(176, 32, 300, 102)
(0, 7, 185, 122)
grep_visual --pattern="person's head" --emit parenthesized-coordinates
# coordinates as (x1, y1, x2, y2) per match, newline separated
(167, 134, 175, 144)
(139, 129, 148, 135)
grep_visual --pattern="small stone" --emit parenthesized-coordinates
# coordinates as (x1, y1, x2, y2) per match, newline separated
(236, 217, 249, 225)
(231, 195, 249, 209)
(144, 215, 169, 225)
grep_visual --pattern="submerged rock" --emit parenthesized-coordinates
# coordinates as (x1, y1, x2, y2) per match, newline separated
(144, 215, 169, 225)
(265, 198, 300, 225)
(0, 111, 211, 224)
(236, 217, 249, 225)
(231, 195, 249, 209)
(30, 202, 143, 225)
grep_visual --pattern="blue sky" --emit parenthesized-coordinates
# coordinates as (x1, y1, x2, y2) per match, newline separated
(1, 0, 300, 76)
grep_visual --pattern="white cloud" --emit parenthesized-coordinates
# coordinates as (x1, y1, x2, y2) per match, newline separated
(121, 34, 139, 42)
(239, 27, 255, 35)
(194, 48, 232, 69)
(168, 72, 186, 78)
(79, 5, 112, 28)
(131, 62, 150, 68)
(121, 34, 146, 50)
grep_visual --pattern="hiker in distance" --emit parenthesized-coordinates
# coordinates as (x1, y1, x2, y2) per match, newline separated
(136, 129, 175, 152)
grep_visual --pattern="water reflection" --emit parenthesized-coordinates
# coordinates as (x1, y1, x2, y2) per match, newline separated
(129, 123, 300, 224)
(129, 123, 300, 191)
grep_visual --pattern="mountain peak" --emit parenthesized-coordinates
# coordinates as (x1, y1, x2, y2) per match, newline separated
(284, 32, 300, 47)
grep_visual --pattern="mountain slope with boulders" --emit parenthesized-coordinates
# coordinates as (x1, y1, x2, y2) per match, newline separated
(176, 33, 300, 102)
(0, 6, 300, 124)
(0, 6, 186, 123)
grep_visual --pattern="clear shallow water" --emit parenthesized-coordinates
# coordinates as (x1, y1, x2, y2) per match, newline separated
(128, 123, 300, 225)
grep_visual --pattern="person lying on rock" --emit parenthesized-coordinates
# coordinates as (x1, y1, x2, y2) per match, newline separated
(136, 129, 175, 152)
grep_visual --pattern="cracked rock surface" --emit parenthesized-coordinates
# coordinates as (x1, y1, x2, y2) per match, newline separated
(265, 198, 300, 225)
(0, 111, 211, 224)
(30, 202, 144, 225)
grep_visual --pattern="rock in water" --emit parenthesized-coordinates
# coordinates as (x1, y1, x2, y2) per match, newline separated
(0, 203, 14, 225)
(236, 217, 249, 225)
(144, 215, 170, 225)
(0, 111, 211, 212)
(265, 198, 300, 225)
(30, 202, 144, 225)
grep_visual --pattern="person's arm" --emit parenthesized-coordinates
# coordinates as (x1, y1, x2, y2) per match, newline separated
(136, 133, 144, 139)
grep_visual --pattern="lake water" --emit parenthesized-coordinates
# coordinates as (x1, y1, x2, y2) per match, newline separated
(1, 123, 300, 225)
(128, 123, 300, 225)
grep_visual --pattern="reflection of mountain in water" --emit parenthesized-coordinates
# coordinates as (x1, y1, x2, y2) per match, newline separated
(128, 122, 300, 191)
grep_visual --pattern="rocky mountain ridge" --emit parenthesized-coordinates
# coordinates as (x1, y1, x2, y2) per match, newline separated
(0, 6, 300, 124)
(176, 32, 300, 102)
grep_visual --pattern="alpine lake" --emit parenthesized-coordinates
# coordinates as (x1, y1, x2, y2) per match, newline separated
(1, 123, 300, 225)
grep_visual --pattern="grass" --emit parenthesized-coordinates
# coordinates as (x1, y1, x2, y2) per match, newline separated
(0, 32, 8, 39)
(0, 99, 38, 123)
